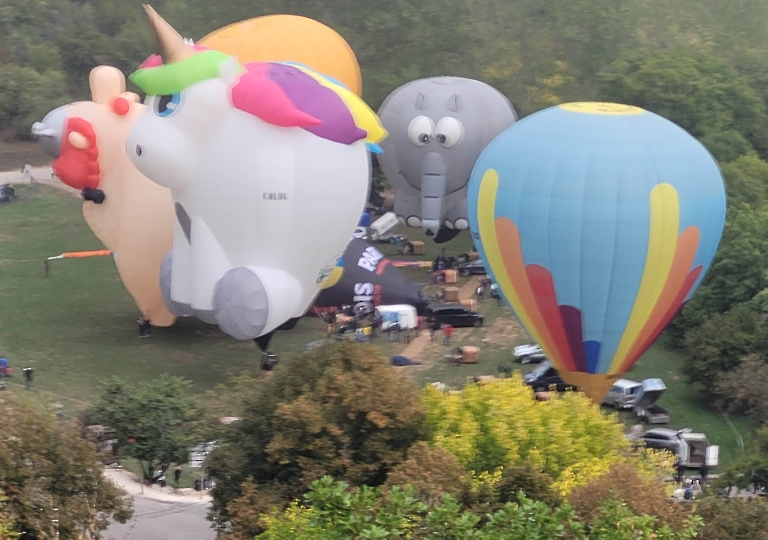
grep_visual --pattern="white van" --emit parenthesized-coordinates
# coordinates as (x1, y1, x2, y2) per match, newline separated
(369, 212, 400, 241)
(375, 304, 418, 331)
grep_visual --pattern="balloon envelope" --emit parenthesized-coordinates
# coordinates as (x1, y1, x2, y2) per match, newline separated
(377, 77, 516, 241)
(128, 10, 385, 340)
(314, 239, 428, 314)
(468, 102, 726, 402)
(199, 15, 362, 96)
(34, 66, 176, 327)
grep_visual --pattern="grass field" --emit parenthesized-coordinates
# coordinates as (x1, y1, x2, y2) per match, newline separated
(0, 184, 755, 469)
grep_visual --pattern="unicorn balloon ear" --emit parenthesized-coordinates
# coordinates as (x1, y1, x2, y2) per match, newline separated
(143, 4, 195, 63)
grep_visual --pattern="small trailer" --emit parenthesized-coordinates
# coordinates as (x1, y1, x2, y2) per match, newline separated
(633, 378, 670, 424)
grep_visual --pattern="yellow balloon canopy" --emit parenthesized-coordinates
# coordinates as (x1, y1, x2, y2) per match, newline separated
(199, 15, 362, 96)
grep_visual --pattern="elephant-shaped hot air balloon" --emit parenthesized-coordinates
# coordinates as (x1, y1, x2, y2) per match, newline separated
(31, 66, 177, 327)
(126, 6, 385, 346)
(378, 77, 516, 243)
(468, 102, 726, 402)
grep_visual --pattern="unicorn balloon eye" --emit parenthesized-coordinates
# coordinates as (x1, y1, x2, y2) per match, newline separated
(152, 93, 182, 117)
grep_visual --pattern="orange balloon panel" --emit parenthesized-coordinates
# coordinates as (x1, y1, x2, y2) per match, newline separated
(199, 15, 362, 96)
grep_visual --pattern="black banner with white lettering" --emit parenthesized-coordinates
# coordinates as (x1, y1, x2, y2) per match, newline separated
(314, 239, 428, 314)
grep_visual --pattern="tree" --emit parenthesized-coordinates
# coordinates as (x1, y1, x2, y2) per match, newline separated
(422, 375, 668, 495)
(89, 375, 202, 485)
(0, 64, 70, 138)
(258, 476, 702, 539)
(720, 154, 768, 209)
(568, 463, 691, 532)
(695, 495, 768, 540)
(599, 48, 768, 161)
(0, 394, 132, 539)
(682, 305, 765, 390)
(383, 442, 472, 508)
(716, 355, 768, 423)
(206, 341, 426, 536)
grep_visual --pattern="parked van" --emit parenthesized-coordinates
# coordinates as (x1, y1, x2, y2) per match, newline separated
(375, 304, 418, 331)
(369, 212, 400, 241)
(603, 379, 643, 410)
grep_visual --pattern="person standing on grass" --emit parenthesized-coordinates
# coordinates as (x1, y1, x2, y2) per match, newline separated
(443, 324, 453, 346)
(174, 466, 182, 486)
(0, 356, 7, 379)
(136, 316, 146, 337)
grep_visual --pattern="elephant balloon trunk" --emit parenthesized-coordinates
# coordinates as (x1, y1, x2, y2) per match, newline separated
(420, 151, 447, 236)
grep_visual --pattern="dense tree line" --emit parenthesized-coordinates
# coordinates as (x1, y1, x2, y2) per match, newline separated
(3, 0, 768, 134)
(197, 343, 766, 538)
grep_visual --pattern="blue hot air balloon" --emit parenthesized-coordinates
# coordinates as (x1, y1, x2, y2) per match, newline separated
(467, 102, 726, 402)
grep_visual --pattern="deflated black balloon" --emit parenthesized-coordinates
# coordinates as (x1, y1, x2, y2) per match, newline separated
(315, 239, 428, 315)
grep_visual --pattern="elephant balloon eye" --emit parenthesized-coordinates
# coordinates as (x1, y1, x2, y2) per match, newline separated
(435, 116, 465, 148)
(153, 93, 182, 118)
(407, 115, 435, 147)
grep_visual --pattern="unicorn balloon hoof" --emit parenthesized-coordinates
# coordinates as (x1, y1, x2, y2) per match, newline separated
(212, 268, 272, 340)
(159, 252, 217, 324)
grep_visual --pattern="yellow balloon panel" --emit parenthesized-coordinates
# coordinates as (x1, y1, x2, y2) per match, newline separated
(199, 15, 362, 96)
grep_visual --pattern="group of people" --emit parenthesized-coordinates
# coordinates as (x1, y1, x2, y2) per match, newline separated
(0, 356, 34, 390)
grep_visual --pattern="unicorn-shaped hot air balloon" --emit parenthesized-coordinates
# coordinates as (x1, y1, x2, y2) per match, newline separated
(127, 5, 386, 347)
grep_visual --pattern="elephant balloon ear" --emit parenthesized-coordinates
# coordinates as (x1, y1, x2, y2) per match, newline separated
(446, 94, 461, 112)
(415, 92, 427, 110)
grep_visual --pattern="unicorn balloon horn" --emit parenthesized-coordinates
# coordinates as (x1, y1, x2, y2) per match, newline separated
(143, 4, 195, 63)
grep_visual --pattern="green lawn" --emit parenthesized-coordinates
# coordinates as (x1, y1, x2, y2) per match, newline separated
(0, 185, 754, 470)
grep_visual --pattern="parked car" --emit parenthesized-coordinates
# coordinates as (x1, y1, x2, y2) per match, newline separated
(352, 227, 369, 240)
(426, 304, 484, 328)
(512, 344, 546, 364)
(603, 379, 643, 410)
(523, 361, 577, 392)
(634, 428, 719, 469)
(637, 428, 680, 453)
(457, 259, 487, 276)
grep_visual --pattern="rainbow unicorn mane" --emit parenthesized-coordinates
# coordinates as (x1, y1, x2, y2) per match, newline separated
(130, 50, 386, 148)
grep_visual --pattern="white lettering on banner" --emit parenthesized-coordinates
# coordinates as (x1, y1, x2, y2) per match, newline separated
(353, 282, 374, 302)
(357, 247, 384, 272)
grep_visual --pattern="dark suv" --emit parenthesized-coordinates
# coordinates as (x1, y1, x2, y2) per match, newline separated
(426, 304, 484, 328)
(457, 259, 487, 277)
(523, 361, 577, 392)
